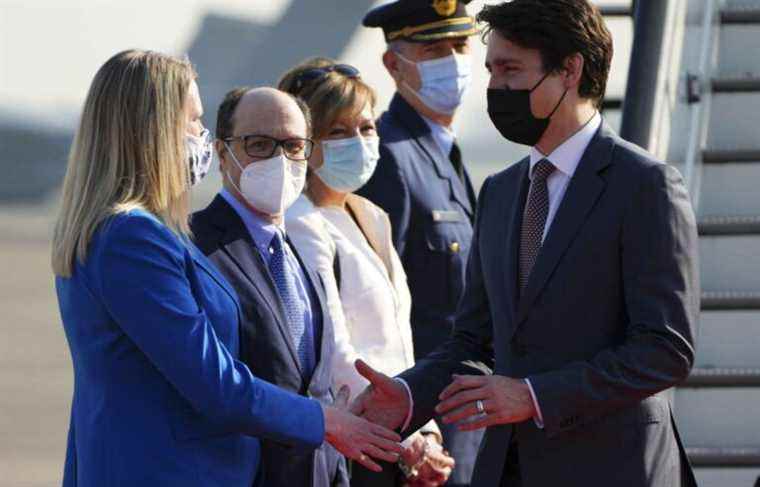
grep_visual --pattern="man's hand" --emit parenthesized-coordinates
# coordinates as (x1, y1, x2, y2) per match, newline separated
(349, 359, 410, 431)
(403, 433, 455, 487)
(435, 375, 536, 431)
(323, 385, 404, 472)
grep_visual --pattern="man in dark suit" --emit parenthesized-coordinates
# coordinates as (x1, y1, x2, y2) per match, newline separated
(191, 87, 403, 487)
(357, 1, 484, 483)
(350, 1, 700, 486)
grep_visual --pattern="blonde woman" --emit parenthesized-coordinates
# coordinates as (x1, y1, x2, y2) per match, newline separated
(52, 50, 401, 487)
(280, 58, 455, 487)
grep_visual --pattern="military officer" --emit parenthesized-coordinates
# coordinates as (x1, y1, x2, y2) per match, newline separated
(356, 1, 483, 485)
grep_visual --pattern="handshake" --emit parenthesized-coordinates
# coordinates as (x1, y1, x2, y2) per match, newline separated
(322, 360, 455, 485)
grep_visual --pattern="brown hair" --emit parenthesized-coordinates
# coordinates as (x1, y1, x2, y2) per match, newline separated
(52, 49, 196, 277)
(277, 57, 376, 139)
(477, 0, 613, 107)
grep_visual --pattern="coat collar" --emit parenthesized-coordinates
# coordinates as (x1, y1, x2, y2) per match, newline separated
(388, 94, 474, 217)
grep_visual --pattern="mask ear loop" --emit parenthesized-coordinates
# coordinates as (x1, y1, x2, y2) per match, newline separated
(222, 142, 248, 198)
(545, 88, 568, 120)
(530, 70, 568, 121)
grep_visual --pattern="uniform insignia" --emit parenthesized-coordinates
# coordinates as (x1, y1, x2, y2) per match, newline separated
(432, 0, 457, 17)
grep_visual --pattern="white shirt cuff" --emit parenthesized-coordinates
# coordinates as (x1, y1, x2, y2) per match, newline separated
(524, 378, 544, 429)
(394, 377, 414, 432)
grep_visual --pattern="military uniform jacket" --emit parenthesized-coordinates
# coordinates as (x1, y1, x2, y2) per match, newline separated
(357, 93, 477, 359)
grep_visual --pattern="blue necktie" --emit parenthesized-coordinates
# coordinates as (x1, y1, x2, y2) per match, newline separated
(268, 231, 314, 374)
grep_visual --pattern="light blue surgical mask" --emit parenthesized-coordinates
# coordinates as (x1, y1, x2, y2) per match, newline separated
(316, 135, 380, 193)
(397, 52, 472, 115)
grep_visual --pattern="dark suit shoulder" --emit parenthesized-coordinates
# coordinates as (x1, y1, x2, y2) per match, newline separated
(189, 205, 223, 256)
(482, 157, 529, 196)
(606, 133, 685, 187)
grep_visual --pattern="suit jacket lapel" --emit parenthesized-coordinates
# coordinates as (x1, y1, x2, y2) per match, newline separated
(389, 94, 474, 218)
(209, 195, 305, 376)
(516, 125, 615, 326)
(346, 195, 389, 269)
(502, 160, 531, 329)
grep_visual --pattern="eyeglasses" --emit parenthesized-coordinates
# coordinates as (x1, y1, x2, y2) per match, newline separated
(292, 64, 361, 93)
(223, 134, 314, 161)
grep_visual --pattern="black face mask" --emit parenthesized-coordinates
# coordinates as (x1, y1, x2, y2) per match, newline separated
(487, 72, 567, 146)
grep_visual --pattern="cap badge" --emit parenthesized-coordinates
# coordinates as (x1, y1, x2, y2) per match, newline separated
(432, 0, 457, 17)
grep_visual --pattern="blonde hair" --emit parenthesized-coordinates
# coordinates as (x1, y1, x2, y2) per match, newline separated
(52, 49, 196, 277)
(277, 57, 376, 139)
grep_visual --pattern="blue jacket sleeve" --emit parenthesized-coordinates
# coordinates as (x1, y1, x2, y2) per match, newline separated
(92, 213, 325, 449)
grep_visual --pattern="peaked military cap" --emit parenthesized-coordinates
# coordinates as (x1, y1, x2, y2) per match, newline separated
(363, 0, 479, 43)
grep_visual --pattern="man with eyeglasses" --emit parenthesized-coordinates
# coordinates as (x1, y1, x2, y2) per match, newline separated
(191, 87, 403, 487)
(355, 1, 484, 485)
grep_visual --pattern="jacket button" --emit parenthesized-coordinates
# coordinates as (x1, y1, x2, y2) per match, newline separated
(449, 241, 460, 253)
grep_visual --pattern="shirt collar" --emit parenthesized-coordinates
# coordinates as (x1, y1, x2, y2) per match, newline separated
(529, 111, 602, 179)
(220, 188, 284, 254)
(421, 115, 456, 157)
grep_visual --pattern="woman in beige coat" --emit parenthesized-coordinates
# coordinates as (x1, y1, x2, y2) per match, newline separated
(280, 58, 455, 487)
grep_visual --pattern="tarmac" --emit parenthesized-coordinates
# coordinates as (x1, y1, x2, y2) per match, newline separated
(0, 203, 70, 487)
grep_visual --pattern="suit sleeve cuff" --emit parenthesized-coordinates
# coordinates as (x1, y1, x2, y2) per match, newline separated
(395, 377, 414, 432)
(524, 378, 544, 429)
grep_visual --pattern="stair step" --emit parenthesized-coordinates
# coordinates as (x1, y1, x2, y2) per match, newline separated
(599, 5, 632, 17)
(700, 163, 760, 218)
(684, 368, 760, 387)
(721, 0, 760, 24)
(713, 76, 760, 92)
(708, 93, 760, 150)
(703, 149, 760, 163)
(699, 216, 760, 235)
(688, 447, 760, 467)
(675, 388, 760, 447)
(697, 311, 760, 369)
(702, 291, 760, 310)
(694, 468, 760, 487)
(700, 235, 760, 291)
(719, 24, 760, 74)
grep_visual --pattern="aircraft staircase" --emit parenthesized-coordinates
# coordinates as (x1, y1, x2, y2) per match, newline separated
(671, 1, 760, 485)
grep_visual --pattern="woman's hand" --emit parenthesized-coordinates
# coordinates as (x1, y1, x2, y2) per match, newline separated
(401, 432, 455, 486)
(323, 385, 404, 472)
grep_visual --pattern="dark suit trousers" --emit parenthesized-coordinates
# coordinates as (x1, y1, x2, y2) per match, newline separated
(350, 460, 402, 487)
(499, 437, 521, 487)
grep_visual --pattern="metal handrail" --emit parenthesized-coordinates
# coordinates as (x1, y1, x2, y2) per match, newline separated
(682, 0, 720, 212)
(619, 0, 670, 150)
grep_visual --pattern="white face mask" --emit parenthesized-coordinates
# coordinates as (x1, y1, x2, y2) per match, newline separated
(397, 52, 472, 115)
(224, 144, 307, 215)
(316, 135, 380, 193)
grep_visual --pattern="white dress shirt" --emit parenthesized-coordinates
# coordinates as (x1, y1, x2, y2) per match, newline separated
(529, 111, 602, 242)
(422, 115, 455, 157)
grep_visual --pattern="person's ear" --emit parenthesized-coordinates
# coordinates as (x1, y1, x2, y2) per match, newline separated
(215, 139, 228, 171)
(563, 53, 584, 90)
(383, 50, 403, 83)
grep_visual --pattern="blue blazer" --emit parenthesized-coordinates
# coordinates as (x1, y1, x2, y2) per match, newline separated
(56, 210, 325, 487)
